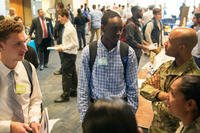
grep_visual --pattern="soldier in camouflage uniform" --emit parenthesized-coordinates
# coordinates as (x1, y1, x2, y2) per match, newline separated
(167, 75, 200, 133)
(140, 27, 200, 133)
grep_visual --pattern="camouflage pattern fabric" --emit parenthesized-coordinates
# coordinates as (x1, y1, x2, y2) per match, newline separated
(175, 116, 200, 133)
(140, 58, 200, 133)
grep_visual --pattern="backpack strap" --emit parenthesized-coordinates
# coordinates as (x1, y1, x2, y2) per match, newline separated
(120, 41, 129, 76)
(89, 41, 98, 72)
(22, 60, 33, 97)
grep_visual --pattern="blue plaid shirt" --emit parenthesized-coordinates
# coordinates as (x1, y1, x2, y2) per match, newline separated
(78, 40, 138, 121)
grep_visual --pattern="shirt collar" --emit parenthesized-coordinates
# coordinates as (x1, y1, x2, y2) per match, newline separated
(0, 61, 11, 76)
(14, 62, 22, 76)
(98, 39, 120, 53)
(64, 21, 70, 27)
(0, 61, 21, 76)
(180, 116, 200, 132)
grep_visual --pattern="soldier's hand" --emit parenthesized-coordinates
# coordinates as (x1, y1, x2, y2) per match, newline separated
(11, 122, 32, 133)
(157, 91, 169, 101)
(149, 74, 160, 89)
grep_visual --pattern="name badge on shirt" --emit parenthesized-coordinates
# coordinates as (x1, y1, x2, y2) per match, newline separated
(97, 57, 108, 66)
(16, 84, 27, 94)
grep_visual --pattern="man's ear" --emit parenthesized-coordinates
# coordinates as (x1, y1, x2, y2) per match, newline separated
(0, 42, 4, 52)
(101, 25, 105, 33)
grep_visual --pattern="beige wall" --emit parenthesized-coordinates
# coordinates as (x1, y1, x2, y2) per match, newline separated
(23, 0, 32, 26)
(42, 0, 56, 18)
(10, 0, 24, 19)
(63, 0, 87, 15)
(42, 0, 56, 10)
(41, 0, 88, 18)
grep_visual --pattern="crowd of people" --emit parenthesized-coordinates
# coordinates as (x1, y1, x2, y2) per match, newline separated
(0, 1, 200, 133)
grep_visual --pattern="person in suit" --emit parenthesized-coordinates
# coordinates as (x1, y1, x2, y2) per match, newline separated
(29, 9, 54, 70)
(24, 45, 39, 69)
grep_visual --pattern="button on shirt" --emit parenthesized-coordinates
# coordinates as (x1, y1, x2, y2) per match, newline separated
(78, 40, 138, 121)
(61, 21, 79, 55)
(0, 61, 42, 133)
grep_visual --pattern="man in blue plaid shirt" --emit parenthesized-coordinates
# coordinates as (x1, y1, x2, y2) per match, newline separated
(78, 10, 138, 121)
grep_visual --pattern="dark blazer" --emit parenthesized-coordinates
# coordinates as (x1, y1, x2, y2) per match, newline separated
(29, 17, 54, 45)
(25, 46, 39, 69)
(54, 21, 64, 44)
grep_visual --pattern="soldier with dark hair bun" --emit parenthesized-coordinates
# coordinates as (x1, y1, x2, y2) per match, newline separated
(167, 75, 200, 133)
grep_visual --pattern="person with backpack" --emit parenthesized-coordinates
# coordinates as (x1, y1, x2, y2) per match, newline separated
(143, 8, 163, 46)
(78, 10, 138, 121)
(0, 19, 42, 133)
(74, 8, 89, 50)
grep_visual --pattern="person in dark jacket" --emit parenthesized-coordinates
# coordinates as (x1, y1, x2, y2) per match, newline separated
(29, 9, 54, 70)
(124, 6, 148, 63)
(74, 8, 89, 50)
(53, 13, 64, 75)
(25, 45, 39, 69)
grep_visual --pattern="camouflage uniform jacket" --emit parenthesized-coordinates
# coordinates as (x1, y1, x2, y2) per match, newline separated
(176, 116, 200, 133)
(140, 58, 200, 133)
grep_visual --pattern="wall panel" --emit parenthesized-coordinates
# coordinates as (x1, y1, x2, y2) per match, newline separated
(10, 0, 23, 19)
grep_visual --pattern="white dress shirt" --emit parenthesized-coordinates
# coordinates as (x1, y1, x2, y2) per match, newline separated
(61, 21, 78, 55)
(192, 30, 200, 58)
(0, 61, 42, 133)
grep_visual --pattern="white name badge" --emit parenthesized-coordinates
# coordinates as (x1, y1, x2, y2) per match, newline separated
(97, 57, 108, 66)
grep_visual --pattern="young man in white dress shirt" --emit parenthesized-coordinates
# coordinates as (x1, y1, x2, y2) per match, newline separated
(0, 19, 42, 133)
(54, 9, 79, 103)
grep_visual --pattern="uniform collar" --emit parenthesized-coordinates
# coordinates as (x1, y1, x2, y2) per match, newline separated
(179, 116, 200, 133)
(167, 58, 199, 76)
